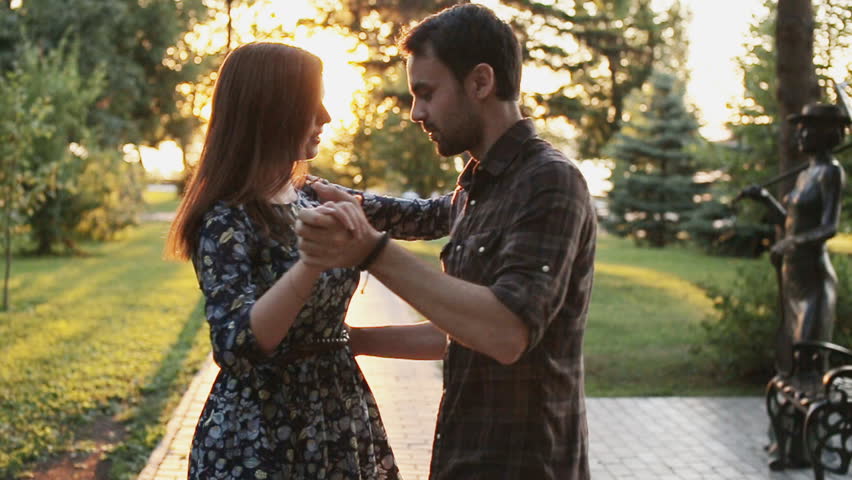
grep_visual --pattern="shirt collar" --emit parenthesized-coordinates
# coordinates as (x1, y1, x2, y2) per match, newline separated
(457, 118, 537, 190)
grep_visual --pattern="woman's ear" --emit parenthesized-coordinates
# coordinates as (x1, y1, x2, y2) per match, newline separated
(466, 63, 496, 101)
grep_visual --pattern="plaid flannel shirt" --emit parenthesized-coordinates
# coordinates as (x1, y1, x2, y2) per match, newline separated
(360, 119, 596, 480)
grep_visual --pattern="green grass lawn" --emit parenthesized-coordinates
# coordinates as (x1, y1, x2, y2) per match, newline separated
(0, 204, 770, 478)
(143, 189, 181, 214)
(829, 232, 852, 255)
(588, 234, 762, 396)
(401, 233, 764, 397)
(0, 204, 207, 479)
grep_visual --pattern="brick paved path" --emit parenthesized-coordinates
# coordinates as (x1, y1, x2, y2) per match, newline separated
(138, 276, 845, 479)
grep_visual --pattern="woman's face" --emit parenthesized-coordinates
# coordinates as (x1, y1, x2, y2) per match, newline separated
(299, 102, 331, 161)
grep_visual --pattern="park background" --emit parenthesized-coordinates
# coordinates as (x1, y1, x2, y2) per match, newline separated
(0, 0, 850, 478)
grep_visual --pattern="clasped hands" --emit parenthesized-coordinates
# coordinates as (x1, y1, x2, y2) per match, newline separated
(295, 182, 384, 272)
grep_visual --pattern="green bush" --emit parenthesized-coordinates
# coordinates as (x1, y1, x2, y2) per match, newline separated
(698, 253, 852, 379)
(685, 199, 774, 258)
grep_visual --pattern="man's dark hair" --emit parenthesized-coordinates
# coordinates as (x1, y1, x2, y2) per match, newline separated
(400, 4, 522, 101)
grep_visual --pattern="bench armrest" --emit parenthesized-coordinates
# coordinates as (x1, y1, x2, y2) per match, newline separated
(823, 365, 852, 399)
(792, 341, 852, 374)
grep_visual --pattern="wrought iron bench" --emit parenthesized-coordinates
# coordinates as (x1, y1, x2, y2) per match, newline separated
(766, 340, 852, 480)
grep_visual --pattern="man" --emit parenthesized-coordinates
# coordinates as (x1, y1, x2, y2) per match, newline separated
(297, 4, 596, 479)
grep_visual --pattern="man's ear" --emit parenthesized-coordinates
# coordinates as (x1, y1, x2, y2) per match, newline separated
(466, 63, 496, 100)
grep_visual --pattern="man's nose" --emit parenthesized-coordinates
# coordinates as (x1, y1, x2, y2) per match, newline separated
(410, 102, 426, 123)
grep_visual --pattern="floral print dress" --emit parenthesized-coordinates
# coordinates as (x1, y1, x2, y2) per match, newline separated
(187, 190, 400, 480)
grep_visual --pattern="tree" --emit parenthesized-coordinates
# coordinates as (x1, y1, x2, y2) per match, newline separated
(0, 39, 103, 308)
(682, 1, 779, 257)
(505, 0, 689, 158)
(705, 0, 852, 246)
(309, 0, 688, 190)
(775, 0, 820, 195)
(0, 0, 211, 253)
(604, 72, 703, 247)
(8, 0, 210, 148)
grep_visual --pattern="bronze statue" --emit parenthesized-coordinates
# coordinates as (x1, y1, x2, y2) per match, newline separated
(739, 103, 849, 375)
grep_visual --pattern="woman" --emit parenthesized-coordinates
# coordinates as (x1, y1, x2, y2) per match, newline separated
(740, 103, 848, 375)
(166, 43, 400, 480)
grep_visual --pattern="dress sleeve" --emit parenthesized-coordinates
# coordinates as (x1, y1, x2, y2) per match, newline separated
(488, 160, 596, 352)
(303, 181, 452, 240)
(193, 206, 275, 377)
(361, 192, 453, 240)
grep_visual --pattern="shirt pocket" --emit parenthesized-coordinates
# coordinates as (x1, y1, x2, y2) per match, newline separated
(443, 231, 502, 283)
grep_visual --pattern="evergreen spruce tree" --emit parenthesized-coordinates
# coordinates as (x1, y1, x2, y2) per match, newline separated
(605, 72, 702, 247)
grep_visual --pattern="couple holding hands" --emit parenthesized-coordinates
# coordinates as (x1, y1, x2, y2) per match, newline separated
(167, 4, 596, 480)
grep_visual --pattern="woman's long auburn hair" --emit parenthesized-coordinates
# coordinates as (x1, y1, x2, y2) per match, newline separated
(166, 43, 323, 261)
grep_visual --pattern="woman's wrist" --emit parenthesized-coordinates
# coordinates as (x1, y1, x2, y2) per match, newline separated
(289, 260, 323, 300)
(296, 257, 325, 277)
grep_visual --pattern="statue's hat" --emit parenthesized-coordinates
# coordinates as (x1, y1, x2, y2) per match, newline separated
(788, 103, 851, 125)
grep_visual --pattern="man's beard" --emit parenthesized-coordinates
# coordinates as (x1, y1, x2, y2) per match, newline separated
(433, 109, 482, 157)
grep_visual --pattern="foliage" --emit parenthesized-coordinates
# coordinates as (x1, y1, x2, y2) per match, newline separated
(684, 193, 775, 257)
(0, 0, 214, 256)
(0, 38, 100, 308)
(0, 39, 145, 256)
(6, 0, 210, 148)
(0, 221, 209, 479)
(684, 0, 852, 255)
(697, 253, 852, 380)
(312, 92, 459, 196)
(604, 72, 703, 247)
(506, 0, 689, 158)
(310, 0, 689, 167)
(6, 40, 108, 255)
(74, 146, 147, 242)
(719, 0, 852, 232)
(726, 0, 780, 187)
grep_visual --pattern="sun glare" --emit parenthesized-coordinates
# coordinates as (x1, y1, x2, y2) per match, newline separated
(141, 0, 367, 179)
(294, 28, 367, 129)
(137, 141, 185, 180)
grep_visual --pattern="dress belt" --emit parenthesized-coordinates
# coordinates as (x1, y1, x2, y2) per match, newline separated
(275, 335, 350, 365)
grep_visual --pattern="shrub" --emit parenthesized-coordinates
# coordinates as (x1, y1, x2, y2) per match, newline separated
(697, 253, 852, 380)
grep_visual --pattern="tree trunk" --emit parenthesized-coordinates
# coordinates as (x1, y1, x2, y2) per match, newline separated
(2, 216, 10, 312)
(775, 0, 819, 197)
(2, 157, 15, 312)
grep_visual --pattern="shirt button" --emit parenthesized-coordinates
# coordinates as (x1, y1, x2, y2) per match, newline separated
(470, 200, 476, 206)
(456, 245, 462, 251)
(542, 265, 550, 273)
(478, 246, 485, 254)
(436, 433, 442, 440)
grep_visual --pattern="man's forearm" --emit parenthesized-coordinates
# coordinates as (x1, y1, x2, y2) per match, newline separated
(368, 241, 529, 365)
(351, 322, 448, 360)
